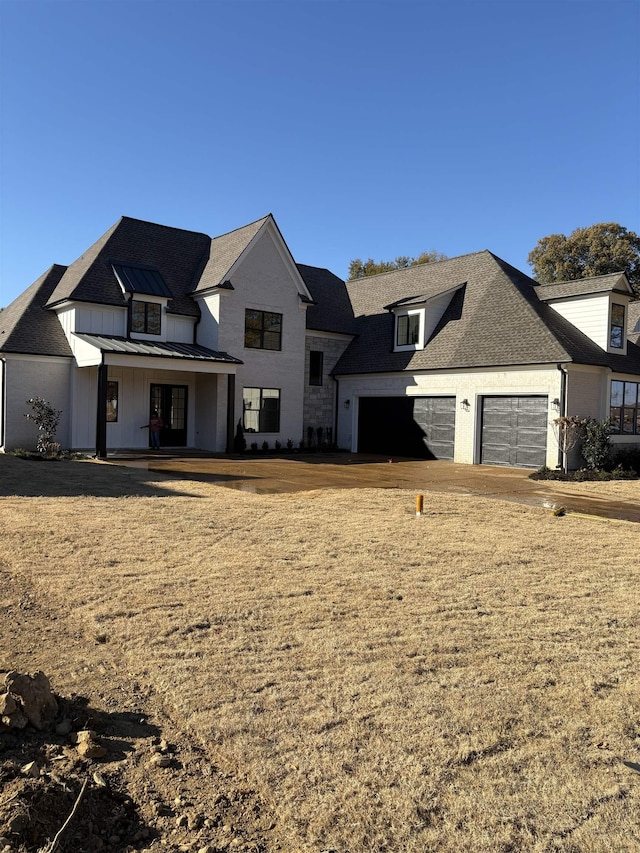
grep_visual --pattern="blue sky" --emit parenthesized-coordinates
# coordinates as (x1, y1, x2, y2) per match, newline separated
(1, 0, 639, 307)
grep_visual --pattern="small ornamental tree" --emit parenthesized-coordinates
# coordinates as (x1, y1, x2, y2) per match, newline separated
(552, 415, 588, 476)
(24, 397, 62, 457)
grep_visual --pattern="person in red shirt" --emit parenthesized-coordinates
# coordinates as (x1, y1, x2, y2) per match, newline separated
(142, 410, 163, 449)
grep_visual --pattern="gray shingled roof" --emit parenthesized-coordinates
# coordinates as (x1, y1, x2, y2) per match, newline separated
(0, 265, 73, 356)
(192, 216, 270, 294)
(535, 273, 630, 301)
(46, 217, 211, 316)
(628, 301, 640, 346)
(297, 264, 358, 335)
(333, 252, 640, 376)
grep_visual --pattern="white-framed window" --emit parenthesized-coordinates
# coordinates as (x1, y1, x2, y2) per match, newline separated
(395, 310, 423, 349)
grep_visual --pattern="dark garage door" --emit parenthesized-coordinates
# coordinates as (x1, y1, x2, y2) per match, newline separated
(481, 396, 548, 468)
(358, 396, 455, 459)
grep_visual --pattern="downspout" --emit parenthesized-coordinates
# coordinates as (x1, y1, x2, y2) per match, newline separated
(0, 357, 6, 450)
(556, 363, 569, 469)
(333, 377, 340, 449)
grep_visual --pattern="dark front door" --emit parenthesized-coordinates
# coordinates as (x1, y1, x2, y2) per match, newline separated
(150, 384, 188, 447)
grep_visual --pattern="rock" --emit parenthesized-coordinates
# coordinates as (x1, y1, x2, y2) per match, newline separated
(55, 718, 73, 736)
(4, 671, 58, 729)
(175, 814, 188, 828)
(75, 730, 107, 759)
(0, 693, 17, 715)
(21, 760, 39, 777)
(150, 754, 172, 768)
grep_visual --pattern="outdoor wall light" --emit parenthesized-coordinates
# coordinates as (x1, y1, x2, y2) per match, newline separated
(460, 398, 470, 411)
(344, 399, 351, 410)
(552, 398, 561, 410)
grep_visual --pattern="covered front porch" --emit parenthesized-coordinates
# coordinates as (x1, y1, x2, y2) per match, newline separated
(70, 334, 242, 457)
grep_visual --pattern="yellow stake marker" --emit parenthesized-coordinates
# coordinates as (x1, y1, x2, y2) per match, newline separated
(416, 494, 424, 516)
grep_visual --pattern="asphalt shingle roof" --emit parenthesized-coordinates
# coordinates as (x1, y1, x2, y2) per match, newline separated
(46, 217, 211, 316)
(297, 264, 358, 335)
(535, 273, 630, 300)
(0, 265, 73, 356)
(333, 252, 640, 376)
(192, 216, 270, 293)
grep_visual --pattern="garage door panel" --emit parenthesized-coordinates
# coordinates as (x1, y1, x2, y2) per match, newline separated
(481, 396, 548, 468)
(358, 396, 455, 460)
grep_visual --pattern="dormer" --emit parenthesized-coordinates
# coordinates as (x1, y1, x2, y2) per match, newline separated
(536, 273, 634, 356)
(386, 285, 464, 352)
(112, 261, 172, 342)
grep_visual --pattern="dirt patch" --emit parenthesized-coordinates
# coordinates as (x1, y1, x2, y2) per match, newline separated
(0, 570, 276, 853)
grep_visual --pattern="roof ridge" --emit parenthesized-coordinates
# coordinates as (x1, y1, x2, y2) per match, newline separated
(119, 215, 210, 239)
(209, 214, 271, 243)
(347, 249, 492, 284)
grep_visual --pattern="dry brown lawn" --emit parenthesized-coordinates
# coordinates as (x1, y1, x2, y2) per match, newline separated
(1, 456, 639, 852)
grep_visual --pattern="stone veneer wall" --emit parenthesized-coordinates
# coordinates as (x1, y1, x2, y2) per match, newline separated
(303, 335, 351, 444)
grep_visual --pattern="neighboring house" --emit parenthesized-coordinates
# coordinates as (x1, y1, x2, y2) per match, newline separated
(1, 214, 639, 468)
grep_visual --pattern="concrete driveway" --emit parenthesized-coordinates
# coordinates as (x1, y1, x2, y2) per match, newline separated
(107, 451, 640, 523)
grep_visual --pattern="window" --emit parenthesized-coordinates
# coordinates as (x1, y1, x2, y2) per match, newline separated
(106, 381, 118, 422)
(309, 350, 323, 386)
(396, 313, 420, 347)
(245, 309, 282, 350)
(243, 387, 280, 432)
(610, 380, 640, 434)
(610, 304, 625, 349)
(131, 300, 161, 334)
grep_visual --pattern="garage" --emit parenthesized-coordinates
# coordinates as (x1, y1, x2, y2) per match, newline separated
(481, 396, 548, 468)
(357, 396, 455, 459)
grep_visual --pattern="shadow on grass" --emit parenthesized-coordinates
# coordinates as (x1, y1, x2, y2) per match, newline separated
(0, 455, 200, 498)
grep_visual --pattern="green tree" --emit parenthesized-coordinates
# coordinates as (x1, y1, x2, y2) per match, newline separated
(528, 223, 640, 295)
(348, 250, 447, 281)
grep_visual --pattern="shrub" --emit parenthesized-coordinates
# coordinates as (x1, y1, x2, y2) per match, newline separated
(24, 397, 62, 457)
(262, 441, 269, 452)
(286, 438, 294, 450)
(250, 442, 258, 452)
(581, 418, 612, 470)
(233, 419, 246, 453)
(274, 440, 282, 452)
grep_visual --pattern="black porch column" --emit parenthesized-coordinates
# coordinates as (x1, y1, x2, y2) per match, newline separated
(226, 373, 236, 454)
(95, 362, 108, 459)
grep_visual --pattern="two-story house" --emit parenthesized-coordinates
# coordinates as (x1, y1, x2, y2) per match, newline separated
(1, 213, 639, 468)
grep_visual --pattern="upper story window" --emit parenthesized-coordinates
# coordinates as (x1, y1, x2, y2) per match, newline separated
(131, 300, 161, 335)
(610, 304, 625, 349)
(395, 310, 423, 349)
(245, 309, 282, 351)
(309, 350, 323, 386)
(397, 314, 420, 346)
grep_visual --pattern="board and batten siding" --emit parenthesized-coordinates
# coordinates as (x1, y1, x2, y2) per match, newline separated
(548, 295, 612, 352)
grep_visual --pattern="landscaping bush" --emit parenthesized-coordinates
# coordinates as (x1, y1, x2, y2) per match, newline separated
(581, 418, 612, 470)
